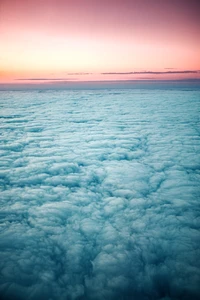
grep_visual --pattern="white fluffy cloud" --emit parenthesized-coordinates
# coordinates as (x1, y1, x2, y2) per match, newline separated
(0, 86, 200, 299)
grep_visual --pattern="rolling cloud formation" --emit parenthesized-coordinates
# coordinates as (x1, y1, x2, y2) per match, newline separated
(0, 86, 200, 299)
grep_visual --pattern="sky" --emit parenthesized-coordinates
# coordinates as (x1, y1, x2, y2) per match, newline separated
(0, 0, 200, 83)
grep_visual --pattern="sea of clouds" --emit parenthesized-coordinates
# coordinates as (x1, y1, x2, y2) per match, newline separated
(0, 86, 200, 299)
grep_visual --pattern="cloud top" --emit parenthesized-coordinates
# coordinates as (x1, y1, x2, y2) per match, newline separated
(0, 87, 200, 299)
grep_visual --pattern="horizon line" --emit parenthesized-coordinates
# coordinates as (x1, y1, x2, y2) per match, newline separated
(13, 69, 200, 81)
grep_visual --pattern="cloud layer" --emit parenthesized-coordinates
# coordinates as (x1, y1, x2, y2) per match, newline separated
(0, 86, 200, 299)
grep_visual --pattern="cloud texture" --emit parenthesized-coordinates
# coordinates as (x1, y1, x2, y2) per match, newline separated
(0, 86, 200, 299)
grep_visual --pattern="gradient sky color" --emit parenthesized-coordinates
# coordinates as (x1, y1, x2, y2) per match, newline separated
(0, 0, 200, 83)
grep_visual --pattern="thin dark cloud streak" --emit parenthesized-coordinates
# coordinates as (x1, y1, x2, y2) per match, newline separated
(102, 70, 200, 75)
(15, 78, 76, 81)
(67, 72, 92, 75)
(15, 70, 200, 82)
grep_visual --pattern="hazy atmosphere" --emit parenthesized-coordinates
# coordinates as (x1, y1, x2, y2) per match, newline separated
(0, 1, 200, 300)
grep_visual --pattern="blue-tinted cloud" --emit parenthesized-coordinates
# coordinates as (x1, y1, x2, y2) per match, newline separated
(0, 87, 200, 299)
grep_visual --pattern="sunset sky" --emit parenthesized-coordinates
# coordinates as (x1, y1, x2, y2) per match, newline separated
(0, 0, 200, 83)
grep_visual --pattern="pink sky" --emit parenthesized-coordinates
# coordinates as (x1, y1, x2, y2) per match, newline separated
(0, 0, 200, 83)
